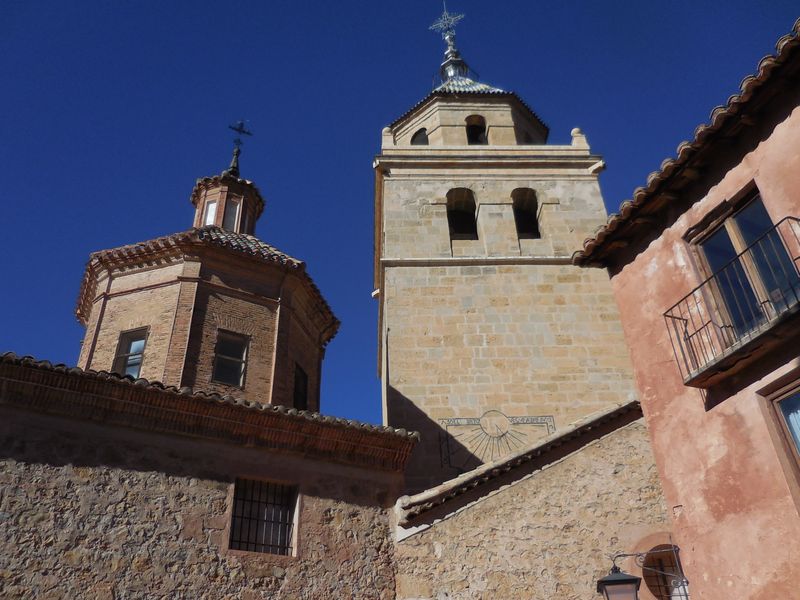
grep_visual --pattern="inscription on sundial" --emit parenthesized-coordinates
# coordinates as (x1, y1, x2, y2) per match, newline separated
(439, 411, 556, 470)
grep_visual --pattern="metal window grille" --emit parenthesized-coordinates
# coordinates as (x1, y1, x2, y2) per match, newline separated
(229, 479, 296, 555)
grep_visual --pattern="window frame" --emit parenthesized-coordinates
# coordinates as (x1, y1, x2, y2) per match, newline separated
(227, 478, 299, 557)
(222, 197, 241, 231)
(759, 375, 800, 514)
(203, 200, 218, 226)
(112, 327, 148, 378)
(211, 329, 249, 388)
(685, 188, 793, 339)
(293, 362, 309, 411)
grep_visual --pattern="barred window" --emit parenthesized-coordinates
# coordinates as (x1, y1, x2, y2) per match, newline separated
(229, 479, 297, 555)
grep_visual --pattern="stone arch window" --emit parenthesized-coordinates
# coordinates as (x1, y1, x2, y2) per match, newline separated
(465, 115, 487, 145)
(511, 188, 540, 239)
(446, 188, 478, 240)
(411, 128, 429, 145)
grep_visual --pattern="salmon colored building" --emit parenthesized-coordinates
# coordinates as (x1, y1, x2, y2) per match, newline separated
(574, 19, 800, 599)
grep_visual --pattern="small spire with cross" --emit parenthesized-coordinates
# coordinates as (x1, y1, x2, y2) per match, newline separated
(430, 1, 464, 43)
(430, 2, 470, 84)
(224, 120, 253, 178)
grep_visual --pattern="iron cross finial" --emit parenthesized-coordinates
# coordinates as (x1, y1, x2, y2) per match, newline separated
(429, 1, 464, 40)
(228, 120, 253, 149)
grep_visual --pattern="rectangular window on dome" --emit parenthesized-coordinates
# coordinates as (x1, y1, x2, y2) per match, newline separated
(112, 328, 147, 378)
(212, 330, 248, 387)
(293, 363, 308, 411)
(204, 200, 218, 226)
(229, 478, 297, 556)
(223, 199, 240, 230)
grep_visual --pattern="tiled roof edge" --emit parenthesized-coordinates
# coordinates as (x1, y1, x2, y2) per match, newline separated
(74, 227, 340, 343)
(0, 352, 418, 442)
(396, 400, 642, 523)
(573, 17, 800, 267)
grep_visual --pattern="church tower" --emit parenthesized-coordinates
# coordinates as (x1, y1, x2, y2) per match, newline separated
(76, 142, 338, 411)
(374, 9, 638, 491)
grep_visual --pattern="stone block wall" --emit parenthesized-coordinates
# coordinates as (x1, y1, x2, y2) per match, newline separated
(384, 262, 637, 490)
(394, 420, 670, 600)
(0, 409, 400, 600)
(381, 176, 608, 260)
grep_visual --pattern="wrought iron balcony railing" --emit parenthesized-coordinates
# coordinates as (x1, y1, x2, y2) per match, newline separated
(665, 217, 800, 386)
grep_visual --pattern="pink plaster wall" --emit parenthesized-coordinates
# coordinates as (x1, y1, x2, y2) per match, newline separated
(609, 106, 800, 599)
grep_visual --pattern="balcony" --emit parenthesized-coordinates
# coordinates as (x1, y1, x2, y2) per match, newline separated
(665, 217, 800, 387)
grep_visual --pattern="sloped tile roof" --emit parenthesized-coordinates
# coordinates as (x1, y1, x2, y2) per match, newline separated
(388, 89, 548, 137)
(433, 75, 505, 94)
(0, 352, 418, 471)
(76, 226, 339, 343)
(196, 226, 302, 267)
(573, 17, 800, 267)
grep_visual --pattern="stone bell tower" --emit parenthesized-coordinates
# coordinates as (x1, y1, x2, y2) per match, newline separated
(374, 8, 638, 492)
(76, 142, 338, 411)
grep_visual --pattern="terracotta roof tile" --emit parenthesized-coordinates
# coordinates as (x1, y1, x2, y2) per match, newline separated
(0, 352, 418, 442)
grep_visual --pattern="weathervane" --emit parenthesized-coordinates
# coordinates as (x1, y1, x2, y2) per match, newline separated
(430, 1, 464, 41)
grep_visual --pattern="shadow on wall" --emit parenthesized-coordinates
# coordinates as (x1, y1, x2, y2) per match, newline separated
(387, 385, 481, 494)
(703, 344, 800, 409)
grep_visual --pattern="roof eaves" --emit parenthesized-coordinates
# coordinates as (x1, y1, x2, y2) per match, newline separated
(573, 17, 800, 267)
(0, 352, 418, 470)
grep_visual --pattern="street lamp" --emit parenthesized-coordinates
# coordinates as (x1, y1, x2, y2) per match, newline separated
(596, 564, 642, 600)
(596, 546, 688, 600)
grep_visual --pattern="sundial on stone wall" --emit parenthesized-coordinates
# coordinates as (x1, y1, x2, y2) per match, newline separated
(439, 410, 555, 470)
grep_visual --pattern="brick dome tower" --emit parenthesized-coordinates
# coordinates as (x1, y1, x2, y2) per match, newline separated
(75, 146, 338, 411)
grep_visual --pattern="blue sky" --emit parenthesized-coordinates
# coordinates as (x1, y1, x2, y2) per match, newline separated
(1, 1, 797, 423)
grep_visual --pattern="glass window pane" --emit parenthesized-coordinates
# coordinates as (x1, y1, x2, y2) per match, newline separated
(701, 227, 764, 336)
(217, 334, 246, 359)
(204, 201, 217, 226)
(734, 197, 774, 247)
(779, 393, 800, 452)
(128, 339, 145, 354)
(223, 200, 240, 230)
(213, 357, 243, 385)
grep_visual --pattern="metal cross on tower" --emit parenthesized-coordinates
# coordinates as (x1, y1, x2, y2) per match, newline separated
(228, 120, 253, 149)
(429, 1, 464, 39)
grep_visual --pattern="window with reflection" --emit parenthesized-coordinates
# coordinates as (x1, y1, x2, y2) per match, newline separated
(222, 199, 240, 230)
(204, 200, 218, 226)
(698, 193, 799, 338)
(113, 328, 147, 378)
(212, 330, 248, 387)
